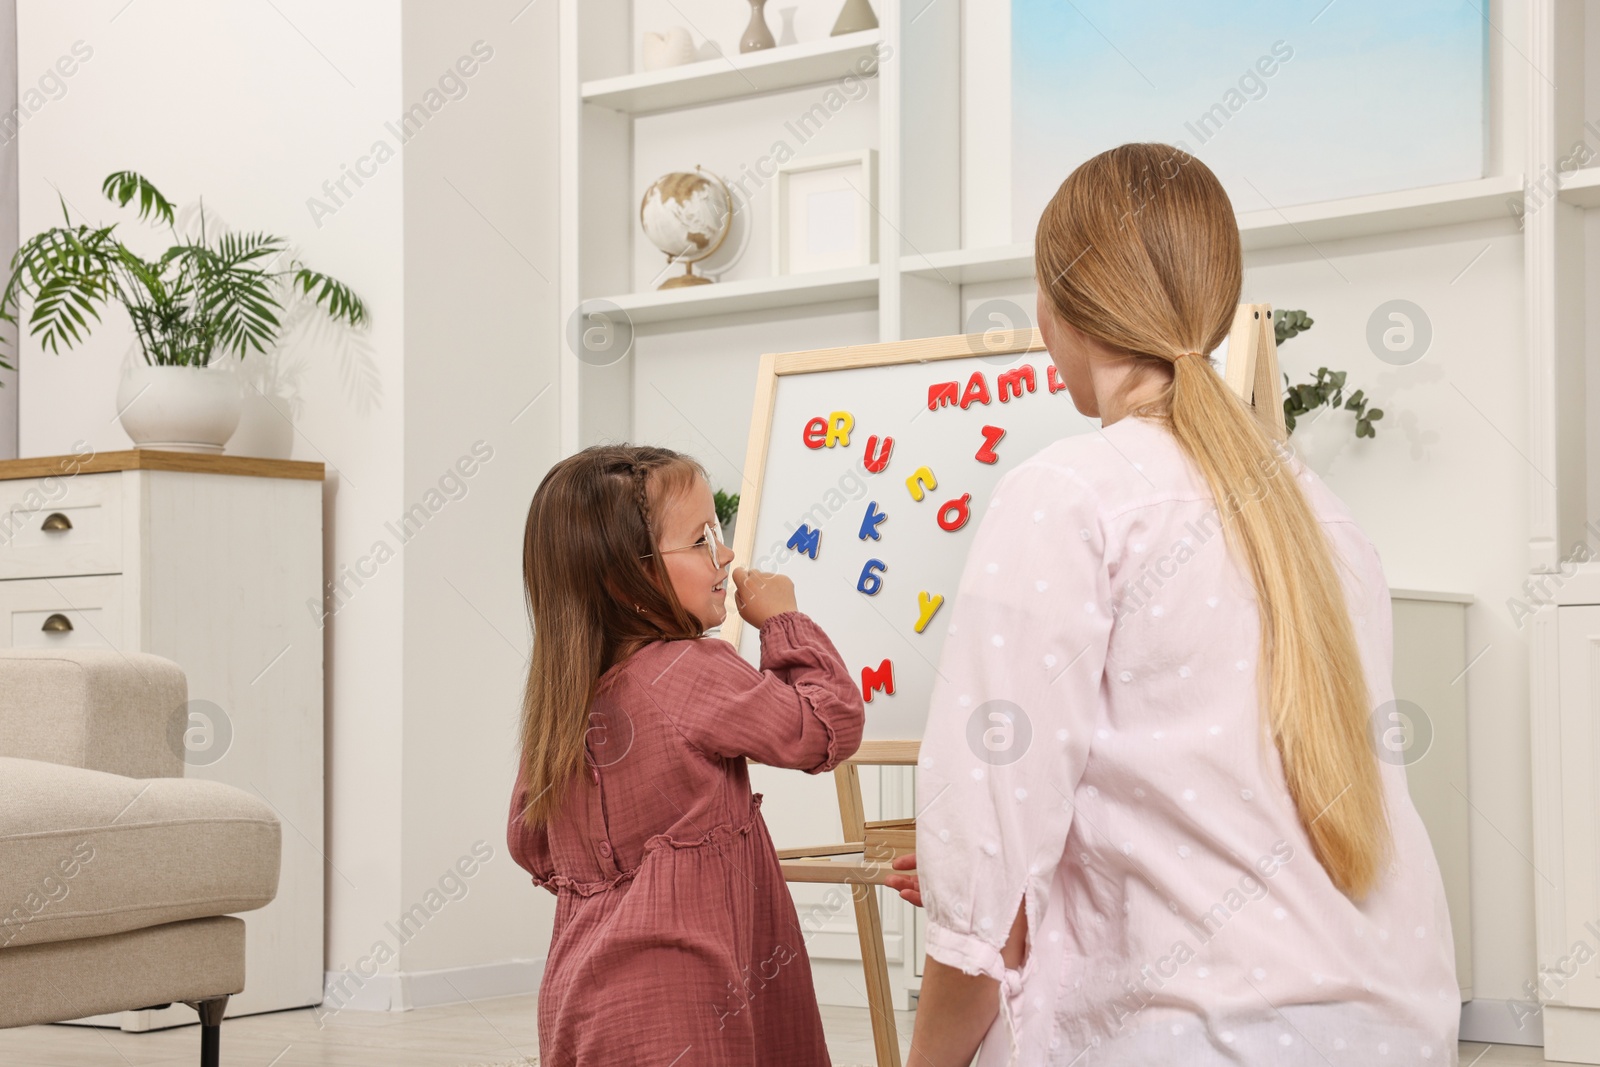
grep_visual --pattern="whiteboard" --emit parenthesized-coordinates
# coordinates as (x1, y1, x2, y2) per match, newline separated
(723, 333, 1092, 741)
(720, 315, 1280, 742)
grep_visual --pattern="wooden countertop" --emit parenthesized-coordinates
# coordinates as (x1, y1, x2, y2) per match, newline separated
(0, 449, 325, 482)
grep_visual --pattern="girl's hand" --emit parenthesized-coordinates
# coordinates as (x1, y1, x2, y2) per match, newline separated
(732, 567, 798, 629)
(885, 852, 922, 907)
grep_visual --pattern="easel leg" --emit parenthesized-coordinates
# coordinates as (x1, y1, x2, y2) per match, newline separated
(850, 882, 902, 1067)
(835, 763, 903, 1066)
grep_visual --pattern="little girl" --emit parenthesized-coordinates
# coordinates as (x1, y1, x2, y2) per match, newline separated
(507, 444, 865, 1066)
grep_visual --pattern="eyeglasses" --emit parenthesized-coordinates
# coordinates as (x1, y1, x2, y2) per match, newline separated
(641, 520, 727, 571)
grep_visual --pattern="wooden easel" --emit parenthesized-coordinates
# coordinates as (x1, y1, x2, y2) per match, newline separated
(776, 740, 919, 1067)
(1225, 303, 1288, 439)
(741, 308, 1286, 1067)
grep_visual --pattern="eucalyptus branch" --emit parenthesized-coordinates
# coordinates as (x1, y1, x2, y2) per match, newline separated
(1274, 309, 1384, 440)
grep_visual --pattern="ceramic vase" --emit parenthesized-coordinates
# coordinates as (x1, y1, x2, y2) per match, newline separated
(740, 0, 774, 53)
(116, 362, 243, 453)
(831, 0, 879, 35)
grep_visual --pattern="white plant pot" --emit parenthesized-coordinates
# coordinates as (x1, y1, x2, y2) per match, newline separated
(115, 362, 244, 453)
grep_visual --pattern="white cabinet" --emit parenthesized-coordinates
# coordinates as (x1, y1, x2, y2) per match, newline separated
(1531, 566, 1600, 1062)
(0, 575, 125, 649)
(1390, 589, 1474, 1002)
(0, 449, 325, 1031)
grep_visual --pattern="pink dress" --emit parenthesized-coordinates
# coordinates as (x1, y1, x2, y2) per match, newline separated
(915, 415, 1459, 1065)
(507, 612, 865, 1066)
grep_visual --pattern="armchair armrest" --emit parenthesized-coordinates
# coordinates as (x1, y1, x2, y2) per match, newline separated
(0, 650, 186, 779)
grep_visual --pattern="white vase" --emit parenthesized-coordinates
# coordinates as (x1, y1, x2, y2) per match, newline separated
(115, 362, 244, 453)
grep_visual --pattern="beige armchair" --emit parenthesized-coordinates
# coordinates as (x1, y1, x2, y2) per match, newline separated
(0, 649, 282, 1067)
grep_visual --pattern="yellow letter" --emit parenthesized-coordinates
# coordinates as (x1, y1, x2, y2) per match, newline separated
(905, 466, 937, 501)
(914, 591, 944, 633)
(825, 410, 854, 448)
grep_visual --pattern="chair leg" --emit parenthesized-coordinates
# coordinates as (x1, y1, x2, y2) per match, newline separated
(185, 996, 228, 1067)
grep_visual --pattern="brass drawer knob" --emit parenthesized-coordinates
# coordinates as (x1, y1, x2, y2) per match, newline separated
(41, 613, 73, 633)
(41, 512, 72, 532)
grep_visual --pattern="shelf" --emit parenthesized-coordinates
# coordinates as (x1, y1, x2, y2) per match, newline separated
(1390, 588, 1476, 604)
(900, 244, 1033, 285)
(595, 265, 880, 325)
(899, 175, 1526, 287)
(1237, 174, 1523, 251)
(1559, 165, 1600, 207)
(581, 30, 882, 116)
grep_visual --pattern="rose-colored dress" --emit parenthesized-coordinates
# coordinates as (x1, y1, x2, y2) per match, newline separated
(507, 612, 865, 1067)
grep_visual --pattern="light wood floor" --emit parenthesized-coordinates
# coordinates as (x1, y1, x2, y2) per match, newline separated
(0, 997, 1582, 1066)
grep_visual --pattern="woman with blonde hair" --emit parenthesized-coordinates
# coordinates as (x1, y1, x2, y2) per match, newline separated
(885, 144, 1458, 1064)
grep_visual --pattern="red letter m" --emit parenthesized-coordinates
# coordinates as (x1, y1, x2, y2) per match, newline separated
(997, 364, 1036, 402)
(861, 659, 895, 703)
(927, 381, 959, 411)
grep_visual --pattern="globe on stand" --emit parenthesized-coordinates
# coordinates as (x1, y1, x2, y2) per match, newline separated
(639, 167, 733, 289)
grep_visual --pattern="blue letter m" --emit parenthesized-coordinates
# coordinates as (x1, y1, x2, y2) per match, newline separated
(786, 525, 821, 560)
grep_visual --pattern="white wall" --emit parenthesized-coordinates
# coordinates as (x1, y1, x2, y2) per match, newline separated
(15, 0, 562, 1001)
(17, 0, 411, 965)
(396, 0, 560, 980)
(0, 0, 17, 457)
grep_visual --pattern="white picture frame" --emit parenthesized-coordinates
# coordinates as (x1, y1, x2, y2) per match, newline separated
(772, 149, 878, 275)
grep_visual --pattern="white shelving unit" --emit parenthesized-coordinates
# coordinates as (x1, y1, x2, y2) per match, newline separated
(581, 30, 884, 114)
(1558, 163, 1600, 207)
(600, 263, 879, 325)
(557, 0, 1594, 1033)
(1530, 2, 1600, 1061)
(901, 176, 1526, 284)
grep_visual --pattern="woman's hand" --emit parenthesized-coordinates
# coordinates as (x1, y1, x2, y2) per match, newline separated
(732, 567, 798, 629)
(885, 852, 921, 907)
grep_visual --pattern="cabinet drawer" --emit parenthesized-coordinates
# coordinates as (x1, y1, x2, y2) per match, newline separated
(0, 472, 123, 579)
(0, 575, 124, 650)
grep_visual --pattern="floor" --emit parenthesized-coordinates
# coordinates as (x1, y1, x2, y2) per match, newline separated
(0, 997, 1585, 1066)
(0, 997, 910, 1067)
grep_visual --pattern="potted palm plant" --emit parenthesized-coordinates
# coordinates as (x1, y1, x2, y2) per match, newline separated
(0, 171, 366, 452)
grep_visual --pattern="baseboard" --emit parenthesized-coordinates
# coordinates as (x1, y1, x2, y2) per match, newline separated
(319, 958, 545, 1017)
(1459, 998, 1543, 1046)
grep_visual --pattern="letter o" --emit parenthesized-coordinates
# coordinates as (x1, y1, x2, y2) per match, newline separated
(937, 493, 972, 532)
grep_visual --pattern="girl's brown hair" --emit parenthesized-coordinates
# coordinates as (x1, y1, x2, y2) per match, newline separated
(516, 444, 708, 828)
(1035, 143, 1390, 898)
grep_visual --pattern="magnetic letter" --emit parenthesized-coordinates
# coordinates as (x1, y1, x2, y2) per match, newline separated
(857, 559, 887, 596)
(937, 493, 972, 532)
(914, 591, 944, 634)
(825, 411, 854, 448)
(862, 659, 895, 703)
(1046, 365, 1068, 394)
(959, 371, 991, 410)
(859, 501, 887, 541)
(997, 364, 1036, 402)
(863, 434, 894, 473)
(976, 425, 1005, 465)
(786, 525, 821, 559)
(928, 382, 959, 411)
(906, 466, 937, 502)
(802, 417, 828, 449)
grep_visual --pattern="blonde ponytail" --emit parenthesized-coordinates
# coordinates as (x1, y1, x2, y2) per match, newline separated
(1036, 144, 1389, 898)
